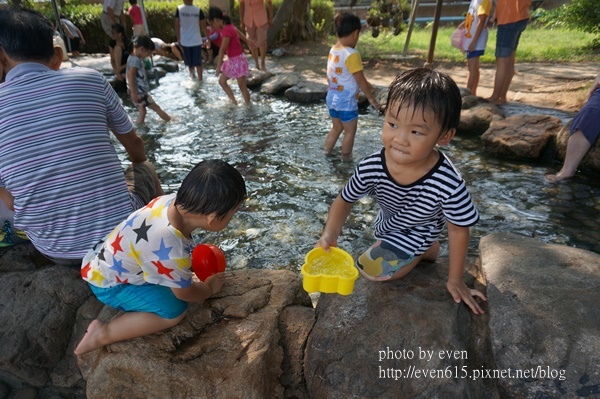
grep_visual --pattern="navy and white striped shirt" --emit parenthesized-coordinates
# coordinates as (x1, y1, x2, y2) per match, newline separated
(0, 63, 137, 259)
(341, 149, 479, 256)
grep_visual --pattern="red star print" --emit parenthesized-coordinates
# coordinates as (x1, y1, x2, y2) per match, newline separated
(116, 276, 129, 284)
(147, 197, 161, 208)
(152, 260, 174, 279)
(81, 262, 91, 279)
(111, 233, 124, 254)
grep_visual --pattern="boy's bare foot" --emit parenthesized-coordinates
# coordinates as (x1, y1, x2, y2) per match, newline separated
(486, 96, 506, 106)
(74, 319, 105, 356)
(545, 173, 573, 183)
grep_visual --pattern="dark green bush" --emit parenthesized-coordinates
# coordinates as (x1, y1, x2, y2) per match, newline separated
(34, 0, 333, 53)
(535, 0, 599, 36)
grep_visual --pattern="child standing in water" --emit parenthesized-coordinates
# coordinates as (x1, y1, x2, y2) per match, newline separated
(75, 160, 247, 355)
(208, 6, 252, 105)
(325, 12, 379, 159)
(128, 0, 146, 37)
(126, 35, 171, 124)
(316, 68, 487, 315)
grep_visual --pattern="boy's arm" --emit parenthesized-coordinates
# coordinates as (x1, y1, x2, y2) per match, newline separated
(446, 222, 487, 314)
(175, 17, 181, 44)
(76, 27, 85, 45)
(239, 1, 246, 31)
(236, 27, 255, 48)
(316, 194, 354, 251)
(113, 128, 147, 163)
(200, 19, 211, 49)
(468, 13, 488, 52)
(127, 66, 140, 103)
(171, 273, 226, 302)
(353, 70, 380, 110)
(215, 36, 230, 76)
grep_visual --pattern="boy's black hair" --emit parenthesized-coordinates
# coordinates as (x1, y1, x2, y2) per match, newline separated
(0, 8, 55, 62)
(129, 0, 138, 4)
(175, 159, 247, 219)
(334, 12, 361, 38)
(133, 35, 155, 51)
(386, 68, 462, 134)
(207, 6, 231, 25)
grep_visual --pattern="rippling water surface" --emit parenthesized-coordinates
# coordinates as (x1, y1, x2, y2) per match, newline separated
(115, 67, 600, 273)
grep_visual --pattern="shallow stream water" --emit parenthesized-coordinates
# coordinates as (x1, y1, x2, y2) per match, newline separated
(116, 67, 600, 273)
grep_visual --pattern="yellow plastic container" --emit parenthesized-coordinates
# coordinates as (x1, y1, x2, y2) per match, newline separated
(301, 247, 358, 295)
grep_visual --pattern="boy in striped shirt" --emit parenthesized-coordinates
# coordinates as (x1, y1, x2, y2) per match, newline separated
(316, 68, 487, 315)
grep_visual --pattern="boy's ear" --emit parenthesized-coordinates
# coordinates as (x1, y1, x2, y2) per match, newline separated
(49, 46, 63, 71)
(437, 128, 456, 146)
(205, 212, 220, 227)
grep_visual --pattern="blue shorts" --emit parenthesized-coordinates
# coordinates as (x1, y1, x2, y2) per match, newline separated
(466, 50, 485, 59)
(496, 19, 529, 58)
(89, 283, 188, 319)
(328, 108, 359, 123)
(182, 45, 203, 67)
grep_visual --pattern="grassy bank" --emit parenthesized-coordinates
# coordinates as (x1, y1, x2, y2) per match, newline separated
(355, 26, 600, 63)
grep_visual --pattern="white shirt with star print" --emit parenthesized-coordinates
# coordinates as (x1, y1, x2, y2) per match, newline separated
(81, 194, 195, 289)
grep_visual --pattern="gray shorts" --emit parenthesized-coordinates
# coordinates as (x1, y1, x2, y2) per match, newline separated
(125, 162, 157, 207)
(101, 12, 117, 37)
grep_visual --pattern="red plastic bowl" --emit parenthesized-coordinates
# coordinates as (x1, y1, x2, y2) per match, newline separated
(191, 244, 226, 281)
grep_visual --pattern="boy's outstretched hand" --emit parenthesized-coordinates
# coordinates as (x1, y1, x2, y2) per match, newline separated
(205, 272, 226, 296)
(315, 232, 338, 252)
(446, 277, 487, 315)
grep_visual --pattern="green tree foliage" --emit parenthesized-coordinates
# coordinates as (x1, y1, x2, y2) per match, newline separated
(536, 0, 600, 36)
(29, 0, 333, 53)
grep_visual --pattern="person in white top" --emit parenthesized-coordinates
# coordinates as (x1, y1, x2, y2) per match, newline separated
(175, 0, 211, 80)
(458, 0, 492, 95)
(101, 0, 127, 38)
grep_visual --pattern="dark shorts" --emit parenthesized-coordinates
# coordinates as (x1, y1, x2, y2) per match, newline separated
(132, 93, 156, 107)
(496, 18, 529, 58)
(182, 45, 203, 67)
(68, 37, 81, 52)
(466, 49, 485, 59)
(124, 162, 157, 206)
(570, 88, 600, 146)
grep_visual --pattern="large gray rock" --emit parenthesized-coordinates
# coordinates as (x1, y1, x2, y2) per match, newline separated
(0, 243, 89, 392)
(554, 119, 600, 174)
(260, 73, 301, 95)
(246, 70, 275, 89)
(482, 114, 562, 159)
(480, 232, 600, 398)
(79, 269, 313, 399)
(284, 81, 327, 103)
(304, 260, 493, 399)
(459, 103, 504, 136)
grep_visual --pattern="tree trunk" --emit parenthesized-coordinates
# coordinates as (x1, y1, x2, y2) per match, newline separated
(267, 0, 315, 46)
